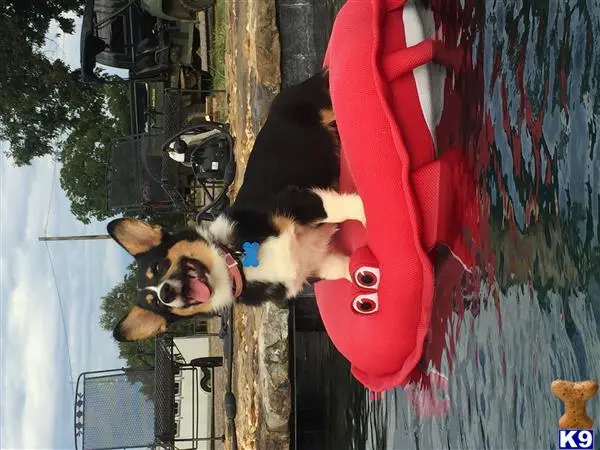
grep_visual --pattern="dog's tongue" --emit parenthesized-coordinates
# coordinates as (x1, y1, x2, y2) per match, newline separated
(187, 277, 211, 304)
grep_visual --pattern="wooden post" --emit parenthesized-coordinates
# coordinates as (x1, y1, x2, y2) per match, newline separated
(38, 235, 112, 242)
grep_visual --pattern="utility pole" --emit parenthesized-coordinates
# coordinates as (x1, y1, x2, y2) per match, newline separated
(38, 234, 111, 242)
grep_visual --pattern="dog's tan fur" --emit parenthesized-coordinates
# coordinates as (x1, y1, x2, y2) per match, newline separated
(118, 305, 167, 341)
(111, 219, 162, 256)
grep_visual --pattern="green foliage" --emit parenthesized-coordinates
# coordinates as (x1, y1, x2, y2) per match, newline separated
(58, 81, 130, 224)
(0, 0, 133, 224)
(0, 17, 135, 223)
(99, 262, 156, 369)
(99, 263, 138, 331)
(104, 83, 132, 135)
(0, 4, 95, 166)
(0, 25, 80, 164)
(2, 0, 85, 48)
(0, 0, 187, 225)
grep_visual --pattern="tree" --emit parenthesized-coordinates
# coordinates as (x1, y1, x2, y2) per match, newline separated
(0, 1, 184, 225)
(2, 0, 86, 48)
(99, 263, 157, 369)
(58, 82, 130, 224)
(0, 14, 102, 166)
(58, 120, 113, 224)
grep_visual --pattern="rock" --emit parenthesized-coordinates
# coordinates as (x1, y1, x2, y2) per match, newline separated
(257, 302, 291, 433)
(225, 0, 292, 447)
(248, 0, 281, 89)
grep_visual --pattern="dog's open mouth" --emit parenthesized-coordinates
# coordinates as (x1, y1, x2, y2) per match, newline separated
(183, 260, 212, 305)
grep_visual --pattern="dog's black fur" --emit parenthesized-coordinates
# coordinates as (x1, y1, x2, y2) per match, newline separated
(232, 70, 338, 214)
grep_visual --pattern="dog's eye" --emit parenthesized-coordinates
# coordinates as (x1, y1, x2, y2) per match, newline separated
(151, 259, 168, 275)
(352, 293, 379, 315)
(353, 266, 380, 290)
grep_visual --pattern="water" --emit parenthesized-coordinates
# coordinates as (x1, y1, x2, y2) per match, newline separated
(301, 0, 600, 448)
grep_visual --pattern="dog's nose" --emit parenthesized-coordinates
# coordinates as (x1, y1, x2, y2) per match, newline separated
(159, 283, 176, 304)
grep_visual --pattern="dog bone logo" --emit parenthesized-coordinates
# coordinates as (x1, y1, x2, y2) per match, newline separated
(551, 379, 598, 429)
(242, 242, 260, 267)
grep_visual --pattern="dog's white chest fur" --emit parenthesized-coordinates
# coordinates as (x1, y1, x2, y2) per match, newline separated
(244, 223, 338, 296)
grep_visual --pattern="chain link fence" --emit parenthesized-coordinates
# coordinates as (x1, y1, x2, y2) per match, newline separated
(106, 134, 197, 216)
(74, 336, 214, 450)
(75, 369, 158, 449)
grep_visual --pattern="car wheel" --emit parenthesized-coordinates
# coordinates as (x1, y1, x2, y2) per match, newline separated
(200, 368, 212, 392)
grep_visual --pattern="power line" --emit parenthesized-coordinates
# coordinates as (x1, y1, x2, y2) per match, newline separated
(39, 234, 111, 241)
(42, 161, 76, 399)
(44, 242, 76, 398)
(44, 159, 58, 236)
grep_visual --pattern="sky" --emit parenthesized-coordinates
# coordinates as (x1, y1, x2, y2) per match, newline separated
(0, 17, 132, 450)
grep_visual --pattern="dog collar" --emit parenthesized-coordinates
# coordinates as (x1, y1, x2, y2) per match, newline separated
(219, 246, 244, 298)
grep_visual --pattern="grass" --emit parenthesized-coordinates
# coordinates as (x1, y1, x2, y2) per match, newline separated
(210, 0, 227, 91)
(208, 0, 228, 121)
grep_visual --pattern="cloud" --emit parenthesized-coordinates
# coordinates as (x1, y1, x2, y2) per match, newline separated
(1, 151, 128, 449)
(3, 277, 62, 448)
(1, 14, 133, 448)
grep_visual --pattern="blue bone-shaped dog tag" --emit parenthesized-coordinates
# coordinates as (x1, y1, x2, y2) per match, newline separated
(242, 242, 260, 267)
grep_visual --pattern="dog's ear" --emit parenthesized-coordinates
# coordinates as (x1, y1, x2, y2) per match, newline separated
(113, 306, 168, 342)
(107, 218, 164, 256)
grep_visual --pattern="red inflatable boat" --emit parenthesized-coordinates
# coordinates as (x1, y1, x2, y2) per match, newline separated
(314, 0, 479, 404)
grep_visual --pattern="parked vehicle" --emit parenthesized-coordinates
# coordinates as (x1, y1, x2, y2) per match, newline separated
(79, 0, 234, 220)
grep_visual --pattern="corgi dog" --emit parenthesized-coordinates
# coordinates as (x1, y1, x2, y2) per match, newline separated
(108, 70, 365, 342)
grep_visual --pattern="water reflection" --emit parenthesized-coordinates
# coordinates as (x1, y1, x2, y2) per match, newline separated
(379, 285, 600, 450)
(367, 0, 600, 448)
(300, 0, 600, 448)
(305, 0, 600, 447)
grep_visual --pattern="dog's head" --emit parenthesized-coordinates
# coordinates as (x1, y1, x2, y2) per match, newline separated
(107, 218, 235, 342)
